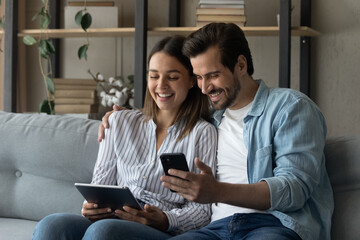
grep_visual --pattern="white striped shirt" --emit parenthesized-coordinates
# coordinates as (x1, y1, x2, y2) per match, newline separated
(92, 110, 217, 235)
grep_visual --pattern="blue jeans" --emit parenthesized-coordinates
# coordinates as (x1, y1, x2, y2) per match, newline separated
(169, 213, 302, 240)
(33, 213, 172, 240)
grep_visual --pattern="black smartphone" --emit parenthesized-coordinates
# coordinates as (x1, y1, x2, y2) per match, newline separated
(160, 153, 189, 192)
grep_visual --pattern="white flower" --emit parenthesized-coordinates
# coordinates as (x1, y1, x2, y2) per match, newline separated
(112, 98, 120, 106)
(122, 91, 129, 100)
(116, 92, 127, 106)
(104, 94, 111, 101)
(99, 91, 106, 97)
(101, 99, 107, 107)
(109, 88, 117, 94)
(97, 74, 104, 81)
(129, 98, 134, 108)
(111, 96, 119, 103)
(113, 80, 124, 87)
(115, 90, 121, 98)
(108, 77, 115, 84)
(107, 98, 113, 107)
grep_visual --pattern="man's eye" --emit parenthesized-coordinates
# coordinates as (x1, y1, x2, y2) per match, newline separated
(196, 75, 202, 80)
(210, 74, 218, 79)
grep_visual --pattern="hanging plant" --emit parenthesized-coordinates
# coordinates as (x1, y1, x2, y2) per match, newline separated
(22, 0, 55, 114)
(75, 5, 92, 60)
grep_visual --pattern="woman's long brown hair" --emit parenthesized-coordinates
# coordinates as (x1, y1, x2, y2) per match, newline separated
(142, 35, 211, 140)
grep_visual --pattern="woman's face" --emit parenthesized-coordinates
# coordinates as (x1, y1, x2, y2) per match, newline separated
(148, 52, 193, 114)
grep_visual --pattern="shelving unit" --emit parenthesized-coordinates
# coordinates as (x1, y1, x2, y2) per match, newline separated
(3, 0, 316, 111)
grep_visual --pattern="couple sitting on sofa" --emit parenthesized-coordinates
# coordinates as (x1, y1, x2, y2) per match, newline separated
(34, 23, 333, 240)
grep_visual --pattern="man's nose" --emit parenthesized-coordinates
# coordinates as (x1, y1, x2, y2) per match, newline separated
(200, 79, 212, 94)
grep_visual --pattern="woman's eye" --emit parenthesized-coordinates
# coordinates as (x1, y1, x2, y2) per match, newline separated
(149, 75, 159, 79)
(168, 76, 179, 80)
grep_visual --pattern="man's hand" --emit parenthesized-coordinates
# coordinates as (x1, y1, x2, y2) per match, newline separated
(97, 105, 123, 142)
(115, 204, 169, 231)
(162, 158, 271, 210)
(82, 201, 115, 221)
(161, 158, 220, 204)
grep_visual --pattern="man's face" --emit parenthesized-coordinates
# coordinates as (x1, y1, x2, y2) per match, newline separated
(190, 47, 241, 110)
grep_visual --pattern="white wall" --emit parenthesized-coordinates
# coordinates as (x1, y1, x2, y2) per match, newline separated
(311, 0, 360, 137)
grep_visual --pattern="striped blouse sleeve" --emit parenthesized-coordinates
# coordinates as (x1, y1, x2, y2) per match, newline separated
(164, 122, 218, 234)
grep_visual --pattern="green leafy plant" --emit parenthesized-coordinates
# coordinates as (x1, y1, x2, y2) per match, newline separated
(75, 6, 92, 60)
(22, 0, 55, 114)
(20, 1, 93, 114)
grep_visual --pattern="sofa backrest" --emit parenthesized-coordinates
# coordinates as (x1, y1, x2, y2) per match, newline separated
(325, 135, 360, 239)
(0, 112, 100, 221)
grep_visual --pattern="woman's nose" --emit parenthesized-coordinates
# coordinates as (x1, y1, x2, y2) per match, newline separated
(157, 76, 168, 89)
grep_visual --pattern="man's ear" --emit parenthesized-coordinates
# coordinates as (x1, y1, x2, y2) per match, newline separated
(237, 55, 247, 73)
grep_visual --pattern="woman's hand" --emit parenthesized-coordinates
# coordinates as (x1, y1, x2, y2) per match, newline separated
(82, 201, 115, 221)
(115, 204, 169, 232)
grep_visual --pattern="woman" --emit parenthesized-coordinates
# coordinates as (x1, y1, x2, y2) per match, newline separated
(33, 35, 217, 240)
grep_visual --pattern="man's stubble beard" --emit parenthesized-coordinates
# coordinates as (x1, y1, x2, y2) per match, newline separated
(210, 75, 241, 110)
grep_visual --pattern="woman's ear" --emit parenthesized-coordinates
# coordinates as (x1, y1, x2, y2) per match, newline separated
(190, 75, 197, 88)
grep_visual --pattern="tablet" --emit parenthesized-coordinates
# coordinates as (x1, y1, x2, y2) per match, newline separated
(74, 183, 143, 210)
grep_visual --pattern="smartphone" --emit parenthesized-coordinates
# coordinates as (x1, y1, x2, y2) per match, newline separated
(160, 153, 189, 192)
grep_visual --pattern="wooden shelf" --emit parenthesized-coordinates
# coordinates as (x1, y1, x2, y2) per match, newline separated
(18, 28, 136, 38)
(150, 26, 320, 37)
(17, 26, 320, 39)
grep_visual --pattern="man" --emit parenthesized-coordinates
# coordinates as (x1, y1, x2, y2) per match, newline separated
(99, 23, 333, 240)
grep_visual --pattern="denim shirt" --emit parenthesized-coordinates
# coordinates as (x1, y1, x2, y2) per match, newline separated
(213, 80, 334, 240)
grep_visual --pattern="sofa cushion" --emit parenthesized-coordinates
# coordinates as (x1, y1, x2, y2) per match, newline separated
(325, 135, 360, 239)
(0, 218, 38, 240)
(0, 112, 100, 221)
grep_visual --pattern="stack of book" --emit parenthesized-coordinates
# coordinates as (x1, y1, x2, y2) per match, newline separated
(54, 78, 99, 114)
(196, 0, 246, 27)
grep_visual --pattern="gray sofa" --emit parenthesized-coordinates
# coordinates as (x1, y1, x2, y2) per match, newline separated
(0, 111, 99, 240)
(0, 111, 359, 239)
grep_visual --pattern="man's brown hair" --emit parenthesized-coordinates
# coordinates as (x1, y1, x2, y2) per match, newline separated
(183, 22, 254, 75)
